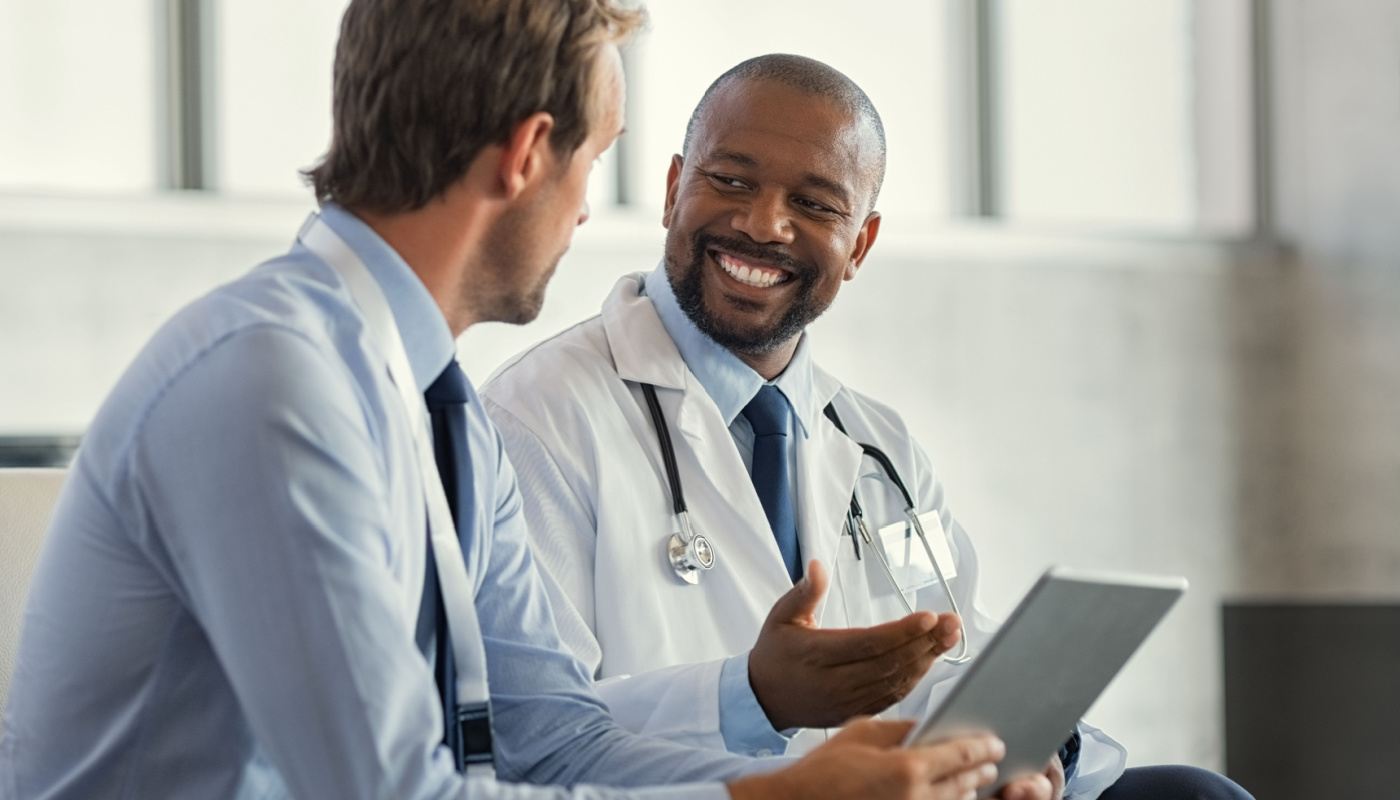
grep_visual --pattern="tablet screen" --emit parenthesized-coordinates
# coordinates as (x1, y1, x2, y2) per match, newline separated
(905, 566, 1186, 796)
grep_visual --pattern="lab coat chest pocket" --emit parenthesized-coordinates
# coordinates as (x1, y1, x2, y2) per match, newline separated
(832, 532, 880, 628)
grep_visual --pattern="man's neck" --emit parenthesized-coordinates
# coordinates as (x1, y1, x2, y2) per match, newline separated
(352, 190, 487, 338)
(733, 338, 799, 382)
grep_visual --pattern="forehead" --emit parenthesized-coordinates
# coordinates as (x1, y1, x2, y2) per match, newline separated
(689, 79, 877, 192)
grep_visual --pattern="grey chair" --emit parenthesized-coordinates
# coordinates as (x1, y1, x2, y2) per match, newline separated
(0, 468, 67, 706)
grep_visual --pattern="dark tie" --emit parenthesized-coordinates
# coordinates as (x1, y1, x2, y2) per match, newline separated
(742, 385, 802, 583)
(418, 358, 488, 772)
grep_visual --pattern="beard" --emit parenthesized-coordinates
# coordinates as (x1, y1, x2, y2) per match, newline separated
(666, 229, 831, 355)
(471, 198, 561, 326)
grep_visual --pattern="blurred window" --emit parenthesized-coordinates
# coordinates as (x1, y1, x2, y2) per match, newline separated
(995, 0, 1253, 233)
(0, 0, 156, 194)
(0, 0, 1254, 236)
(217, 0, 347, 197)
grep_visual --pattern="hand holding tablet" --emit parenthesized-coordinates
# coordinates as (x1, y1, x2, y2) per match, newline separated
(906, 566, 1188, 798)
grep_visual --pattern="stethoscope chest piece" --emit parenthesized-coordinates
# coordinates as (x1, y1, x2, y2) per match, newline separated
(668, 512, 715, 584)
(641, 383, 719, 584)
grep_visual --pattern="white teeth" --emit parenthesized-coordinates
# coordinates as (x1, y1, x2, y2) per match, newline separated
(717, 253, 785, 288)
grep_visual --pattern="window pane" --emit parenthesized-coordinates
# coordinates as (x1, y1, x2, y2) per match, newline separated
(218, 0, 347, 197)
(628, 0, 951, 222)
(0, 0, 156, 193)
(998, 0, 1196, 230)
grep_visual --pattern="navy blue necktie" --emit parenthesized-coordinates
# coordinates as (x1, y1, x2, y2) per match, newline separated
(742, 385, 802, 583)
(418, 359, 486, 772)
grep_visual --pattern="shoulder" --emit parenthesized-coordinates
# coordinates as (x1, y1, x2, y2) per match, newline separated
(816, 361, 917, 447)
(85, 252, 376, 471)
(482, 314, 621, 428)
(811, 360, 945, 493)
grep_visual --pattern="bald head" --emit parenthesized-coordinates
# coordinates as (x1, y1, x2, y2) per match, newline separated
(683, 54, 887, 208)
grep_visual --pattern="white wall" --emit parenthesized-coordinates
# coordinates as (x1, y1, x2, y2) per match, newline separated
(1248, 0, 1400, 598)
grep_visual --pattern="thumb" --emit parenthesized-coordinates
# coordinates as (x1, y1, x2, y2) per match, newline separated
(765, 559, 828, 626)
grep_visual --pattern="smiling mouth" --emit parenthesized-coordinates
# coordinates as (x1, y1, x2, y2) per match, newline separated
(712, 250, 792, 289)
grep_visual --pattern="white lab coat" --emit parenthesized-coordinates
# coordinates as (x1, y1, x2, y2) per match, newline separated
(482, 273, 1126, 798)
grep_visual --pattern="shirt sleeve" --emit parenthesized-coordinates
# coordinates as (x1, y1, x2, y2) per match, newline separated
(131, 326, 758, 800)
(717, 652, 793, 757)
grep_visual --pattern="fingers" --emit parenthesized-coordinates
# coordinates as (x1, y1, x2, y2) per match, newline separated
(843, 614, 960, 687)
(830, 716, 915, 747)
(930, 762, 999, 800)
(998, 773, 1054, 800)
(811, 610, 946, 664)
(764, 560, 830, 627)
(911, 734, 1004, 787)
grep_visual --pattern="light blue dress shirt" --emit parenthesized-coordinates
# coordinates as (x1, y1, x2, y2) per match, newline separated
(641, 267, 818, 758)
(0, 206, 767, 800)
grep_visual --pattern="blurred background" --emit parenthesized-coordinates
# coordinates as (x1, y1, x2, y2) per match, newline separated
(2, 0, 1398, 794)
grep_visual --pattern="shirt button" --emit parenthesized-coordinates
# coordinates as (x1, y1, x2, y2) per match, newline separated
(756, 748, 772, 757)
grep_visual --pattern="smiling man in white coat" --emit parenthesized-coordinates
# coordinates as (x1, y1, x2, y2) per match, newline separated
(481, 56, 1254, 800)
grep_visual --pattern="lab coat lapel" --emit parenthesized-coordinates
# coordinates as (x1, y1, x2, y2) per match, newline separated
(795, 368, 863, 625)
(602, 273, 808, 600)
(670, 391, 797, 597)
(602, 273, 688, 391)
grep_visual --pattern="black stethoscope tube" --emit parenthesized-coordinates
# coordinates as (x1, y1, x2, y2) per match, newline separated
(641, 383, 687, 516)
(640, 382, 972, 663)
(641, 383, 916, 552)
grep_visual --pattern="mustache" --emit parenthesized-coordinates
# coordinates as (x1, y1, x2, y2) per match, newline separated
(691, 232, 815, 277)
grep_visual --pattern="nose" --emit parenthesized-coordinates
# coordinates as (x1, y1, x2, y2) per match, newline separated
(731, 190, 794, 244)
(577, 198, 591, 226)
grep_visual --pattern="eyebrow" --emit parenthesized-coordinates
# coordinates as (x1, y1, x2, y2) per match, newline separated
(702, 149, 854, 207)
(705, 149, 759, 168)
(801, 172, 852, 206)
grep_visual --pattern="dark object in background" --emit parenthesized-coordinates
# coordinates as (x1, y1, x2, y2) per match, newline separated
(1223, 602, 1400, 799)
(0, 436, 80, 468)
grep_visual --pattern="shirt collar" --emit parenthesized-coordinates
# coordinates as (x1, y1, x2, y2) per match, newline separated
(317, 203, 456, 394)
(643, 264, 818, 437)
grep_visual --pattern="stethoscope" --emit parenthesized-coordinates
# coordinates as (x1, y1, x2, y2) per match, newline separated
(639, 383, 972, 665)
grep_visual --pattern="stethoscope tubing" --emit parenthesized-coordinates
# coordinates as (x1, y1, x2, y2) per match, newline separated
(641, 382, 972, 664)
(823, 405, 972, 665)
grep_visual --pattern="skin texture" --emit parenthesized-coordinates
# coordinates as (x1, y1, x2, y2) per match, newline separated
(661, 77, 882, 380)
(748, 561, 962, 731)
(360, 46, 625, 337)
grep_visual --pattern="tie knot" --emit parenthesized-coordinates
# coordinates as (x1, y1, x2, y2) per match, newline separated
(741, 385, 791, 437)
(425, 360, 470, 408)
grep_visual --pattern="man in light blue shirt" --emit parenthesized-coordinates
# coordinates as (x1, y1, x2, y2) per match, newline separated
(0, 2, 1009, 800)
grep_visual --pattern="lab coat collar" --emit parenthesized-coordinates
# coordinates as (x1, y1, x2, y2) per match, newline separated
(642, 265, 821, 438)
(602, 272, 689, 390)
(603, 269, 863, 608)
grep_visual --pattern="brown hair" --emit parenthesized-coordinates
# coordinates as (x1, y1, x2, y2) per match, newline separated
(305, 0, 642, 214)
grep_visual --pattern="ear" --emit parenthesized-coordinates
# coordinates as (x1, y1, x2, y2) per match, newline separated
(661, 154, 684, 229)
(499, 112, 557, 201)
(844, 211, 881, 280)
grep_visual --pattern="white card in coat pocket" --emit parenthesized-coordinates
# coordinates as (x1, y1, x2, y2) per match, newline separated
(876, 512, 958, 593)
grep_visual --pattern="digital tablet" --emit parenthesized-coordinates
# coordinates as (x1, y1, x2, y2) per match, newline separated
(904, 566, 1187, 797)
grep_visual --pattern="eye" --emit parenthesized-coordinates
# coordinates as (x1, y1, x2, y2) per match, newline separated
(794, 196, 843, 216)
(700, 170, 750, 191)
